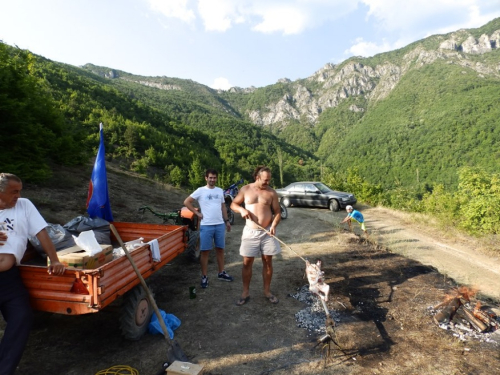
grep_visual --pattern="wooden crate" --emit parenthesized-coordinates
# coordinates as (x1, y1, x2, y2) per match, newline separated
(48, 244, 113, 269)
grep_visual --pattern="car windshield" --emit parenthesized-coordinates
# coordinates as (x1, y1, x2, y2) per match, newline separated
(314, 183, 333, 194)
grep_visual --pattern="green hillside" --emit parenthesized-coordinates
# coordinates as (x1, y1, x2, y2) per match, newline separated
(322, 60, 500, 189)
(1, 43, 313, 188)
(228, 18, 500, 193)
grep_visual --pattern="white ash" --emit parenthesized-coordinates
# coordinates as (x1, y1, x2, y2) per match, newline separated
(290, 285, 340, 335)
(427, 304, 500, 345)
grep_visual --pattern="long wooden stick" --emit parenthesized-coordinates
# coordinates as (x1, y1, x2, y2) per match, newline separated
(252, 222, 307, 263)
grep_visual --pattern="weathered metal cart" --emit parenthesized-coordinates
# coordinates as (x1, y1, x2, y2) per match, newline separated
(19, 219, 197, 339)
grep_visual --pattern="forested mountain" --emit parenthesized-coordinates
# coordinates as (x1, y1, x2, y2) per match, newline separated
(2, 18, 500, 234)
(78, 18, 500, 192)
(0, 44, 313, 189)
(222, 17, 500, 190)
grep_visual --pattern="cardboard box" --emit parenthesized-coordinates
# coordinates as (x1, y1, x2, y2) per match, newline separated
(166, 361, 204, 375)
(49, 244, 113, 269)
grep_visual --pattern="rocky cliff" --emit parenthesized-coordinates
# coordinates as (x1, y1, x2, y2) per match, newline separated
(245, 27, 500, 129)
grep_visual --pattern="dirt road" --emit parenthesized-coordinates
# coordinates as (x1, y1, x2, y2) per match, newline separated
(306, 205, 500, 301)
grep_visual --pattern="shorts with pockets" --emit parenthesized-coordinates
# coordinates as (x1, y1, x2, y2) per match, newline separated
(239, 226, 281, 257)
(199, 223, 225, 251)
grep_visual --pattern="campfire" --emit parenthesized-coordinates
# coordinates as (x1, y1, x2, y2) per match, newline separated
(430, 286, 500, 343)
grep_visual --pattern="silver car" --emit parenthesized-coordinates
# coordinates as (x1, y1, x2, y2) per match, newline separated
(276, 182, 357, 212)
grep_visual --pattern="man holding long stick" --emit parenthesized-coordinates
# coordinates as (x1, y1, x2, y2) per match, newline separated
(231, 166, 281, 306)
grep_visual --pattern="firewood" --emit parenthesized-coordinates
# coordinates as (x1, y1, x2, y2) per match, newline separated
(461, 306, 488, 332)
(432, 299, 451, 310)
(473, 302, 497, 327)
(433, 297, 461, 324)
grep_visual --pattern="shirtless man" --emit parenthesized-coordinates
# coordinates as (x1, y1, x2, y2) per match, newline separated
(230, 166, 281, 306)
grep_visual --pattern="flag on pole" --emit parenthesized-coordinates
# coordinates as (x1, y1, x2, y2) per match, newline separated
(86, 123, 114, 221)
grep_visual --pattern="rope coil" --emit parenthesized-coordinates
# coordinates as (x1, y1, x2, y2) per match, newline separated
(95, 365, 139, 375)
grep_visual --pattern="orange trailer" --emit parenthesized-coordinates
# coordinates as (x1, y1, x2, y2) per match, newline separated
(19, 221, 194, 339)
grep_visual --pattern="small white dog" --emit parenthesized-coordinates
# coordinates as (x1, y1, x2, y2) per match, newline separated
(305, 259, 330, 301)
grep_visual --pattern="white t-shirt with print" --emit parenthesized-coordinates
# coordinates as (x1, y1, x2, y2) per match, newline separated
(0, 198, 47, 264)
(190, 186, 224, 226)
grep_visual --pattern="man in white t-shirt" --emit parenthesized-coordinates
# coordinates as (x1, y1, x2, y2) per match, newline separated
(184, 169, 233, 289)
(0, 173, 65, 375)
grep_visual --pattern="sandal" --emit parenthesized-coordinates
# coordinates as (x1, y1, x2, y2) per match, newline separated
(266, 295, 279, 304)
(236, 296, 250, 306)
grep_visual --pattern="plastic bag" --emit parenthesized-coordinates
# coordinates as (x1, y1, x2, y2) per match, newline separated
(73, 230, 102, 255)
(63, 216, 111, 244)
(29, 223, 76, 257)
(148, 309, 181, 339)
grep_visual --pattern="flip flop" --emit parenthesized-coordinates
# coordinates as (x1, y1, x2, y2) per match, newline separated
(236, 296, 250, 306)
(266, 295, 279, 304)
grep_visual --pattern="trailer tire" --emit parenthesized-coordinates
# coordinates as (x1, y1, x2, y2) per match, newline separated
(120, 285, 154, 340)
(186, 228, 200, 262)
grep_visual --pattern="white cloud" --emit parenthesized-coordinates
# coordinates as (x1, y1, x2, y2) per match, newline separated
(425, 4, 500, 37)
(146, 0, 195, 23)
(197, 0, 244, 32)
(361, 0, 500, 34)
(251, 5, 309, 35)
(211, 77, 233, 90)
(146, 0, 500, 39)
(345, 37, 395, 57)
(148, 0, 359, 34)
(247, 1, 358, 35)
(347, 1, 500, 57)
(362, 0, 459, 31)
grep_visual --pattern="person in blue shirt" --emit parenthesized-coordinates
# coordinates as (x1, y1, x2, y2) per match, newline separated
(341, 205, 368, 236)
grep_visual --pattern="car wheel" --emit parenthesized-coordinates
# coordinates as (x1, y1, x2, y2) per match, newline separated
(281, 197, 291, 207)
(329, 200, 340, 212)
(280, 203, 288, 219)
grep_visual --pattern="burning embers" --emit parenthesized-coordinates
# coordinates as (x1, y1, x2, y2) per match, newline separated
(430, 286, 500, 342)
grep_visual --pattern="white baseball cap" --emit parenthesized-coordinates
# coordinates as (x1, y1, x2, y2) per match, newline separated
(346, 205, 353, 211)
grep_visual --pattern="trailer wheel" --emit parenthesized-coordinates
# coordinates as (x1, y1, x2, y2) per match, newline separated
(120, 285, 153, 340)
(185, 228, 200, 262)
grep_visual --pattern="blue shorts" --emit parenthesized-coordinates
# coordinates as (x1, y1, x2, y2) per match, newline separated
(199, 224, 226, 251)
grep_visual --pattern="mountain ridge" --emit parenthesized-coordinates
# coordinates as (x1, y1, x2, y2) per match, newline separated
(76, 17, 500, 190)
(2, 18, 499, 193)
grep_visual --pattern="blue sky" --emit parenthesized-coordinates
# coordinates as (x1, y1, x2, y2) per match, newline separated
(1, 0, 499, 89)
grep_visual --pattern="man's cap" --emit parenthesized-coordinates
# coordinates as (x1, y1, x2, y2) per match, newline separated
(346, 205, 353, 211)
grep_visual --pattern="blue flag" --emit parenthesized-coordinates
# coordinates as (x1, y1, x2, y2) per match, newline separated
(86, 123, 114, 221)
